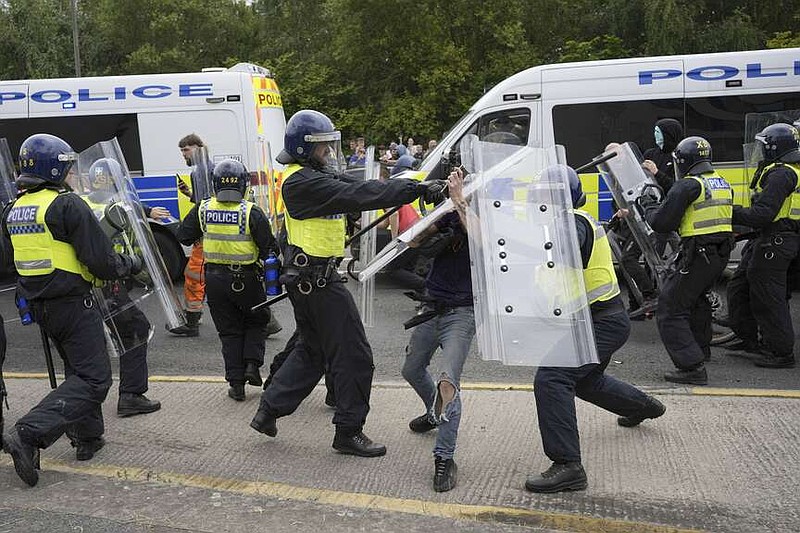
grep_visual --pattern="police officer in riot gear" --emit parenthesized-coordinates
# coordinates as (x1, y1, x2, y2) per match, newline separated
(1, 134, 142, 486)
(727, 123, 800, 368)
(84, 158, 161, 417)
(250, 109, 446, 457)
(526, 165, 664, 494)
(178, 159, 277, 401)
(644, 137, 734, 385)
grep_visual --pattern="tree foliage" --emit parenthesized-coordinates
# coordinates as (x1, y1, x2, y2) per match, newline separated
(1, 0, 798, 142)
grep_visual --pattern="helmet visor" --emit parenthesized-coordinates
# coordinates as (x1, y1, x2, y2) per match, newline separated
(310, 137, 344, 172)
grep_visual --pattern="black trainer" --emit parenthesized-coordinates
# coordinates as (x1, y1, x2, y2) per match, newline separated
(2, 429, 40, 486)
(754, 354, 795, 369)
(433, 456, 458, 492)
(244, 363, 263, 387)
(664, 365, 708, 385)
(724, 339, 760, 352)
(250, 410, 278, 437)
(228, 384, 245, 401)
(117, 393, 161, 417)
(618, 396, 666, 427)
(525, 462, 587, 493)
(409, 413, 437, 433)
(332, 431, 386, 457)
(74, 437, 105, 461)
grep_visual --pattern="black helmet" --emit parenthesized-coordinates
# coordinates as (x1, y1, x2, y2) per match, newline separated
(755, 123, 800, 164)
(212, 159, 249, 202)
(672, 136, 714, 179)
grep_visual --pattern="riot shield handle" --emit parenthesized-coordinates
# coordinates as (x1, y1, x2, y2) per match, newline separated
(575, 151, 618, 173)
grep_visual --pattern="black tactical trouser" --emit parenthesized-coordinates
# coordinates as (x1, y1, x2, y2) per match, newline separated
(265, 328, 334, 397)
(105, 284, 151, 395)
(656, 240, 731, 370)
(620, 237, 655, 302)
(728, 232, 799, 357)
(16, 295, 112, 448)
(535, 308, 650, 463)
(205, 265, 270, 385)
(259, 282, 374, 434)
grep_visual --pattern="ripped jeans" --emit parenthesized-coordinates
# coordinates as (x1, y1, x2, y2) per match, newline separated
(401, 306, 475, 460)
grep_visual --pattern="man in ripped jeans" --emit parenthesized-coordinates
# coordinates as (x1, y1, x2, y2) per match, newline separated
(401, 167, 474, 493)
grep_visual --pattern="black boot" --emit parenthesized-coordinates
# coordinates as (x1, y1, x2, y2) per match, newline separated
(433, 456, 458, 492)
(332, 430, 386, 457)
(167, 311, 201, 337)
(228, 383, 245, 401)
(2, 429, 40, 486)
(73, 437, 105, 461)
(664, 365, 708, 385)
(250, 410, 278, 437)
(618, 396, 666, 427)
(117, 393, 162, 417)
(525, 462, 587, 493)
(265, 313, 282, 337)
(754, 353, 795, 369)
(244, 362, 263, 387)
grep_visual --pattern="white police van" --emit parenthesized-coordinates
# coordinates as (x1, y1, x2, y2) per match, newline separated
(418, 47, 800, 221)
(0, 62, 287, 279)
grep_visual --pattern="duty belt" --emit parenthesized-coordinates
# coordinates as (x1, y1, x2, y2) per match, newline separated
(280, 251, 343, 295)
(205, 263, 260, 293)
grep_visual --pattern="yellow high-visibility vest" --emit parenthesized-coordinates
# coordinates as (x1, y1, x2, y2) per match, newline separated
(281, 164, 346, 258)
(575, 210, 620, 304)
(199, 197, 259, 265)
(6, 189, 94, 282)
(678, 174, 733, 237)
(758, 162, 800, 221)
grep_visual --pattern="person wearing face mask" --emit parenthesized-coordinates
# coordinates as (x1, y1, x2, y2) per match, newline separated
(249, 110, 448, 458)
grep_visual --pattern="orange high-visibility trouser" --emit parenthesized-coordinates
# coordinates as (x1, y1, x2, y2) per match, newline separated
(184, 240, 205, 312)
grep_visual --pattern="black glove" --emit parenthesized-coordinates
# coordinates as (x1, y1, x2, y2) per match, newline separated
(636, 184, 663, 210)
(124, 254, 144, 275)
(417, 180, 448, 205)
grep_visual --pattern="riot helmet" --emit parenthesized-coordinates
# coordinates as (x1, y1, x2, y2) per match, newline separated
(672, 136, 714, 179)
(18, 133, 76, 185)
(276, 110, 342, 170)
(213, 159, 249, 202)
(755, 123, 800, 164)
(391, 155, 416, 176)
(86, 158, 124, 202)
(541, 164, 584, 208)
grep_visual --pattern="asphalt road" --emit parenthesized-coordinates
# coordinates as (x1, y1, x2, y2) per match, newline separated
(2, 274, 798, 391)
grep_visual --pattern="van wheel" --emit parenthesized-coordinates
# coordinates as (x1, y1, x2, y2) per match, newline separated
(153, 230, 186, 282)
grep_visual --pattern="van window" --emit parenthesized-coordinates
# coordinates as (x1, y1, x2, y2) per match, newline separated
(553, 99, 683, 167)
(686, 92, 800, 162)
(0, 114, 143, 172)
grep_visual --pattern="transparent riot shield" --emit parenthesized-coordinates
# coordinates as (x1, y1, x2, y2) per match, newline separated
(465, 144, 597, 367)
(356, 146, 378, 326)
(743, 110, 800, 193)
(190, 146, 214, 202)
(73, 138, 185, 356)
(0, 139, 18, 207)
(358, 135, 525, 281)
(596, 142, 667, 278)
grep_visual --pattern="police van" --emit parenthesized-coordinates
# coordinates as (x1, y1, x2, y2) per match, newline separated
(0, 62, 287, 280)
(418, 47, 800, 221)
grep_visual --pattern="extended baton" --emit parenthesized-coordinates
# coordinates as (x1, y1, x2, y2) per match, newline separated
(575, 151, 618, 173)
(39, 326, 57, 389)
(251, 291, 290, 312)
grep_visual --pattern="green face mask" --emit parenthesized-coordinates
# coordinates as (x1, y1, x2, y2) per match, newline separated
(655, 127, 664, 149)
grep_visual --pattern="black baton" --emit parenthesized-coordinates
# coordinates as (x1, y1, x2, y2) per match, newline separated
(39, 326, 57, 389)
(575, 151, 618, 173)
(251, 291, 290, 312)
